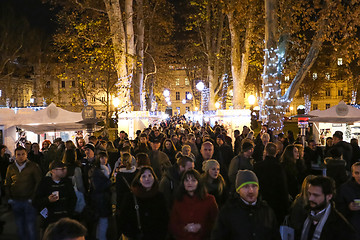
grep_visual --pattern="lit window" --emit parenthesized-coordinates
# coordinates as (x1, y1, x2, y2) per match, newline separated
(313, 73, 317, 80)
(338, 89, 343, 96)
(176, 92, 180, 100)
(338, 58, 343, 66)
(176, 107, 180, 114)
(175, 78, 180, 86)
(185, 78, 189, 85)
(325, 73, 330, 80)
(285, 75, 290, 81)
(326, 88, 331, 96)
(0, 90, 2, 97)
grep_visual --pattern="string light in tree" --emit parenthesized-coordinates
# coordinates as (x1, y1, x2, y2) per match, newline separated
(261, 47, 287, 133)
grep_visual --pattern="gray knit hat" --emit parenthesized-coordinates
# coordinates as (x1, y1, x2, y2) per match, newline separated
(235, 170, 259, 192)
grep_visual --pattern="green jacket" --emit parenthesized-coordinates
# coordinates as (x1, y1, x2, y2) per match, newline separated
(5, 160, 42, 200)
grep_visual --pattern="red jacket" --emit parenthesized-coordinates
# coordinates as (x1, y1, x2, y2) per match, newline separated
(169, 193, 218, 240)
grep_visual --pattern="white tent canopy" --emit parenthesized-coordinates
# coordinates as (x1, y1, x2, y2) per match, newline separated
(15, 103, 84, 134)
(0, 103, 86, 134)
(309, 101, 360, 123)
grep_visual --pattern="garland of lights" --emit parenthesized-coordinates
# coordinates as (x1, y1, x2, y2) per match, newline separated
(261, 47, 288, 133)
(202, 87, 210, 112)
(304, 94, 311, 114)
(351, 90, 357, 105)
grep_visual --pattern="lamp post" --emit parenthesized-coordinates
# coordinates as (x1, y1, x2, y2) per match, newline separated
(196, 82, 205, 112)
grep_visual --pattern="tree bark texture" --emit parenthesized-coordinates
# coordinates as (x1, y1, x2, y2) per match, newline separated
(103, 0, 130, 111)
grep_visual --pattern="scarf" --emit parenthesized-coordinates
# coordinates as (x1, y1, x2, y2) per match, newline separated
(300, 203, 331, 240)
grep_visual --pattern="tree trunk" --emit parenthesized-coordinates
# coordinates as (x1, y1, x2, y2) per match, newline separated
(133, 0, 144, 111)
(262, 0, 283, 133)
(103, 0, 130, 112)
(229, 12, 252, 109)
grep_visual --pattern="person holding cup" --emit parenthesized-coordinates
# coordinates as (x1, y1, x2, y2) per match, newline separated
(34, 160, 77, 232)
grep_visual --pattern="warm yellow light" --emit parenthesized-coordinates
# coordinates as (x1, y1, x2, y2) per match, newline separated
(290, 106, 294, 111)
(113, 97, 120, 108)
(248, 95, 256, 105)
(215, 102, 221, 109)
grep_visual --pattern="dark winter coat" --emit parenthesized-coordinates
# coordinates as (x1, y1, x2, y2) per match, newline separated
(332, 141, 353, 171)
(211, 195, 280, 240)
(119, 188, 168, 240)
(336, 178, 360, 239)
(34, 176, 76, 227)
(89, 167, 112, 218)
(218, 143, 234, 168)
(159, 164, 181, 209)
(297, 204, 356, 240)
(325, 157, 349, 188)
(254, 155, 289, 224)
(149, 150, 171, 179)
(228, 154, 254, 187)
(115, 167, 138, 209)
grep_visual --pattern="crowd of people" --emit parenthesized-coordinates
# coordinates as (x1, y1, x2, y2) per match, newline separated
(0, 114, 360, 240)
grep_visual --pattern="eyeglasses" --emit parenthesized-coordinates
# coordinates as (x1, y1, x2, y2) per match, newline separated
(53, 167, 67, 171)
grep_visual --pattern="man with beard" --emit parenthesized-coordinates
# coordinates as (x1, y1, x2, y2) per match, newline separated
(211, 170, 280, 240)
(299, 176, 355, 240)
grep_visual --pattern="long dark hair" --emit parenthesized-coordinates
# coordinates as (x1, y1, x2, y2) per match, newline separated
(62, 149, 80, 176)
(131, 166, 159, 192)
(162, 138, 177, 152)
(280, 145, 298, 175)
(175, 169, 207, 201)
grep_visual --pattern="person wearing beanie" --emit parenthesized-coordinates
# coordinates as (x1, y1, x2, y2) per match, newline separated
(201, 160, 227, 207)
(228, 139, 254, 189)
(81, 143, 96, 195)
(211, 170, 280, 240)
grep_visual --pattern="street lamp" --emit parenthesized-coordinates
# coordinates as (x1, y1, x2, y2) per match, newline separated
(248, 95, 256, 107)
(215, 102, 220, 109)
(196, 81, 205, 112)
(163, 89, 170, 98)
(186, 93, 193, 100)
(196, 82, 205, 91)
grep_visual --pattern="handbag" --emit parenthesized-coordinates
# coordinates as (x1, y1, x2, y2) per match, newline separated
(72, 176, 86, 213)
(74, 186, 86, 213)
(280, 215, 295, 240)
(122, 176, 144, 240)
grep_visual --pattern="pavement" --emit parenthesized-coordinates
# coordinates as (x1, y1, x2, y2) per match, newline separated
(0, 204, 17, 240)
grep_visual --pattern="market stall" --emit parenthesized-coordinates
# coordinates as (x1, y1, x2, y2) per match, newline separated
(309, 101, 360, 144)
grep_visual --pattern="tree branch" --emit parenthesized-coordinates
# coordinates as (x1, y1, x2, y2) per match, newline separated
(75, 0, 107, 14)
